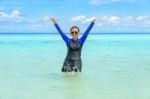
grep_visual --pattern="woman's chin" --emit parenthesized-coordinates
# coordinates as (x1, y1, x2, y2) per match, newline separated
(72, 37, 77, 40)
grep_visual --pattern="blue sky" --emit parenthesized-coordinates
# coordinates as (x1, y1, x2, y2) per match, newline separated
(0, 0, 150, 33)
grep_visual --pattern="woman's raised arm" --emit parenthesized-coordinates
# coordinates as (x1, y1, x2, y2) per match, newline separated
(80, 17, 96, 45)
(50, 17, 70, 44)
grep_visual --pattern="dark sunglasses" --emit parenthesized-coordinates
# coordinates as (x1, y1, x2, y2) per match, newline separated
(71, 31, 78, 35)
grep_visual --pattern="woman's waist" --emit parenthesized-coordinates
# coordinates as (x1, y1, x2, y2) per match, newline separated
(66, 56, 81, 60)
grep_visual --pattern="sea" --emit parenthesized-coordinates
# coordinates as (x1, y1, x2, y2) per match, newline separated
(0, 33, 150, 99)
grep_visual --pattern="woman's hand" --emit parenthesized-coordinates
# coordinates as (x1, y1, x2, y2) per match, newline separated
(92, 17, 96, 23)
(50, 17, 57, 24)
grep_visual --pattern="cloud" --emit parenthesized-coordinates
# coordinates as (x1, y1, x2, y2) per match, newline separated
(107, 16, 120, 24)
(64, 15, 150, 31)
(0, 10, 23, 18)
(0, 12, 8, 17)
(136, 16, 149, 21)
(97, 16, 121, 26)
(89, 0, 121, 5)
(70, 15, 95, 23)
(81, 15, 150, 32)
(136, 16, 150, 25)
(27, 16, 51, 29)
(1, 13, 150, 32)
(89, 0, 140, 5)
(10, 10, 21, 18)
(0, 10, 46, 32)
(43, 16, 50, 21)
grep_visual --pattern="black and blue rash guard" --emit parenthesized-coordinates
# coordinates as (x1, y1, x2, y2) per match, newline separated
(54, 22, 94, 72)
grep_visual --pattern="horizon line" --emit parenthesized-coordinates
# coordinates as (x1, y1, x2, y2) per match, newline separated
(0, 33, 150, 35)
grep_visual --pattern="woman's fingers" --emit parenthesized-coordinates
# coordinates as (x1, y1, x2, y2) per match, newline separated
(92, 17, 96, 22)
(50, 17, 56, 24)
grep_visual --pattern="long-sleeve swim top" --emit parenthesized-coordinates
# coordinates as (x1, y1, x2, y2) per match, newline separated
(54, 22, 94, 45)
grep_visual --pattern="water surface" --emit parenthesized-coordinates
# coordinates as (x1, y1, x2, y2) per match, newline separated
(0, 33, 150, 99)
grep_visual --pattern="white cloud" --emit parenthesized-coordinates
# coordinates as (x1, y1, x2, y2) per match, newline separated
(70, 15, 95, 23)
(136, 16, 149, 21)
(43, 16, 50, 21)
(0, 12, 8, 17)
(124, 16, 134, 20)
(108, 16, 120, 24)
(10, 10, 21, 18)
(92, 15, 150, 32)
(97, 22, 103, 26)
(136, 16, 150, 25)
(0, 11, 50, 32)
(25, 16, 51, 30)
(71, 15, 86, 21)
(97, 16, 120, 25)
(0, 10, 23, 18)
(89, 0, 121, 5)
(89, 0, 140, 5)
(70, 15, 150, 27)
(1, 13, 150, 32)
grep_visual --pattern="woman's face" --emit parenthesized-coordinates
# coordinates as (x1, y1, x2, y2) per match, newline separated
(71, 28, 79, 40)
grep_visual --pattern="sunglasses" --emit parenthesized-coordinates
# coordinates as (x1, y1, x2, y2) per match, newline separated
(71, 31, 78, 35)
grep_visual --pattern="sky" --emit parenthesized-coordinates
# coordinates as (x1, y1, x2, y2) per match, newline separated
(0, 0, 150, 33)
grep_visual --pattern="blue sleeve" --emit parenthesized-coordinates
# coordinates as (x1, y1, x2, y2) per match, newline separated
(54, 23, 70, 44)
(80, 22, 94, 45)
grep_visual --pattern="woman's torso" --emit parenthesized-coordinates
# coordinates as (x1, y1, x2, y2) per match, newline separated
(66, 39, 82, 60)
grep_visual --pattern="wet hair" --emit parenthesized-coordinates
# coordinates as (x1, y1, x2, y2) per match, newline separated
(70, 26, 80, 33)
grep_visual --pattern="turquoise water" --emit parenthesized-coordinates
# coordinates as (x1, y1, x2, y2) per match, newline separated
(0, 33, 150, 99)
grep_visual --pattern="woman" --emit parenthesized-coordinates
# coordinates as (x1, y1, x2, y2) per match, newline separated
(50, 17, 96, 72)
